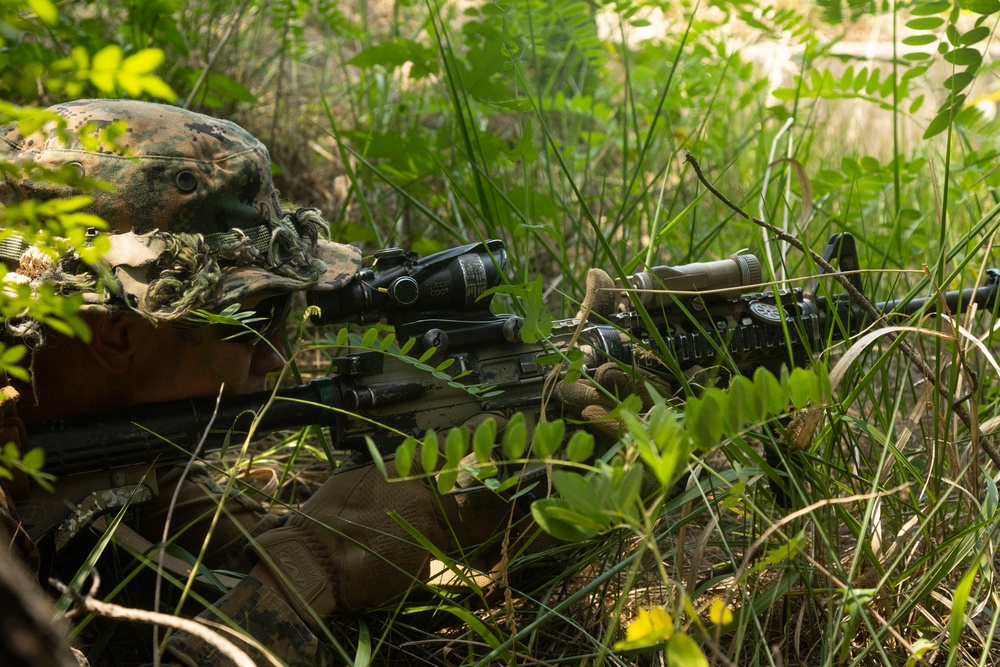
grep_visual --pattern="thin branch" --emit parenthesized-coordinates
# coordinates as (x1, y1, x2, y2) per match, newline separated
(51, 578, 256, 667)
(153, 384, 226, 666)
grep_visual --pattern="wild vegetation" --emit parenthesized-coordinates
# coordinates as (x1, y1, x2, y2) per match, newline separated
(5, 0, 1000, 665)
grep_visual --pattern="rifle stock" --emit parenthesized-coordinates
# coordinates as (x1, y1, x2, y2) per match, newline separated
(22, 234, 1000, 545)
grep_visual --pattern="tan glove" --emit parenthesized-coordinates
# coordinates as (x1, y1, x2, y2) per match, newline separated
(576, 267, 618, 323)
(253, 456, 512, 628)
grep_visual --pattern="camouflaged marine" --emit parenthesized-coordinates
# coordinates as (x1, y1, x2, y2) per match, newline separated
(0, 98, 361, 325)
(0, 99, 518, 667)
(0, 99, 370, 666)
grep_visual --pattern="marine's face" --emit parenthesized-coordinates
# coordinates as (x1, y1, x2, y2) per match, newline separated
(14, 295, 293, 424)
(133, 322, 287, 400)
(130, 296, 291, 401)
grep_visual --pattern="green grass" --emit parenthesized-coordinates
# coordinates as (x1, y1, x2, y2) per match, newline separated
(11, 0, 1000, 664)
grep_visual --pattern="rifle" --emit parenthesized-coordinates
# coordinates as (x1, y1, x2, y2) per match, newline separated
(20, 234, 1000, 548)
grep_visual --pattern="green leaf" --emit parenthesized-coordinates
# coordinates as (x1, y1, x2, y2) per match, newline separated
(902, 34, 937, 46)
(4, 363, 29, 383)
(789, 367, 814, 409)
(640, 407, 689, 488)
(421, 431, 440, 473)
(566, 430, 594, 463)
(399, 338, 416, 355)
(946, 24, 960, 46)
(950, 559, 980, 650)
(21, 447, 44, 471)
(725, 375, 748, 433)
(905, 17, 946, 30)
(923, 110, 955, 139)
(532, 352, 564, 366)
(361, 327, 379, 348)
(122, 49, 164, 75)
(959, 26, 992, 45)
(27, 0, 58, 24)
(865, 68, 881, 96)
(878, 73, 895, 97)
(349, 38, 421, 69)
(531, 419, 564, 458)
(394, 439, 415, 477)
(91, 44, 122, 70)
(437, 467, 458, 495)
(771, 87, 797, 101)
(838, 66, 854, 90)
(852, 67, 869, 92)
(445, 427, 467, 467)
(903, 64, 931, 82)
(551, 470, 600, 514)
(501, 412, 528, 460)
(489, 99, 533, 112)
(750, 532, 807, 574)
(531, 498, 601, 541)
(944, 71, 975, 91)
(203, 72, 257, 102)
(685, 390, 724, 449)
(472, 418, 497, 464)
(908, 1, 950, 14)
(616, 466, 644, 513)
(666, 632, 709, 667)
(966, 0, 1000, 14)
(522, 276, 552, 343)
(944, 47, 982, 66)
(0, 344, 27, 368)
(508, 116, 537, 164)
(721, 481, 746, 511)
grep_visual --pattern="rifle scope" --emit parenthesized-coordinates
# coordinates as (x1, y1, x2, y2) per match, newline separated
(623, 252, 763, 311)
(308, 239, 507, 325)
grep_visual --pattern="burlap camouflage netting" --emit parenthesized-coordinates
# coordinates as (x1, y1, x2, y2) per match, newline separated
(0, 99, 361, 329)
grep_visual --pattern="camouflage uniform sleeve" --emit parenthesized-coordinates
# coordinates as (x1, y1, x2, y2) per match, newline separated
(163, 576, 334, 667)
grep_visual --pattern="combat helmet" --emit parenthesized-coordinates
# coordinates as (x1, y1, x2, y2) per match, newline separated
(0, 99, 361, 323)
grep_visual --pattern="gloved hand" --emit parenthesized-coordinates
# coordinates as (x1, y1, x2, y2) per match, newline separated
(560, 267, 651, 430)
(253, 455, 514, 629)
(576, 267, 618, 323)
(555, 361, 661, 442)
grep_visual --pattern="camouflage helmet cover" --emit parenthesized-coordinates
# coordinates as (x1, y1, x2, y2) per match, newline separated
(0, 99, 361, 321)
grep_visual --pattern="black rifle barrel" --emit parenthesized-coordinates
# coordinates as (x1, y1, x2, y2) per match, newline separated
(817, 279, 1000, 334)
(30, 378, 340, 477)
(879, 282, 1000, 316)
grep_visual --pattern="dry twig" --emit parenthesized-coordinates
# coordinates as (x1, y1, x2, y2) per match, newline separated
(51, 576, 257, 667)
